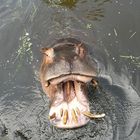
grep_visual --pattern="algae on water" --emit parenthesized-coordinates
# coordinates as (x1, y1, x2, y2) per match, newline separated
(14, 30, 33, 72)
(120, 55, 140, 68)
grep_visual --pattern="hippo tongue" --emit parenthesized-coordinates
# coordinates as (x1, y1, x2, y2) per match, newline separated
(49, 81, 90, 128)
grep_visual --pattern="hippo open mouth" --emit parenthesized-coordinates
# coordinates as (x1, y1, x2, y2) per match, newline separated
(40, 38, 105, 128)
(49, 76, 91, 128)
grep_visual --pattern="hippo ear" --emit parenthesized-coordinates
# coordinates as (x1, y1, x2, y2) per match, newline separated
(40, 48, 54, 58)
(75, 43, 86, 58)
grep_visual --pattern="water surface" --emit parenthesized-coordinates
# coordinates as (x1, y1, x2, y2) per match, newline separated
(0, 0, 140, 140)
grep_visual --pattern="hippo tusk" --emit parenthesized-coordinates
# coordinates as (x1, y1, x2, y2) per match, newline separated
(71, 109, 78, 124)
(63, 110, 68, 125)
(82, 111, 105, 119)
(49, 112, 56, 120)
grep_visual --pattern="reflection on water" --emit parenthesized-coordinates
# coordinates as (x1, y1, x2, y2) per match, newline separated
(43, 0, 111, 21)
(0, 0, 140, 140)
(43, 0, 79, 9)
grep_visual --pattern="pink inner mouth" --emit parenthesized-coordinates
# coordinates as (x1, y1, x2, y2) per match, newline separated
(49, 81, 90, 128)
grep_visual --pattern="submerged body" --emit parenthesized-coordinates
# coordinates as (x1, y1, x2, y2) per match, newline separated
(40, 38, 105, 128)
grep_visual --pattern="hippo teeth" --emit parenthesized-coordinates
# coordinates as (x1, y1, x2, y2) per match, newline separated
(60, 108, 63, 117)
(49, 110, 105, 124)
(75, 107, 80, 115)
(63, 109, 68, 125)
(49, 112, 56, 120)
(49, 107, 86, 126)
(49, 98, 90, 128)
(71, 109, 78, 124)
(82, 111, 105, 119)
(48, 80, 105, 128)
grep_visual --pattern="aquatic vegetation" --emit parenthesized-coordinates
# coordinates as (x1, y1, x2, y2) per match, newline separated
(85, 8, 105, 21)
(94, 0, 112, 6)
(43, 0, 79, 8)
(120, 55, 140, 68)
(14, 30, 33, 72)
(86, 23, 92, 29)
(84, 0, 112, 21)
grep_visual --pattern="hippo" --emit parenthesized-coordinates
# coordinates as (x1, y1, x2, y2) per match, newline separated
(40, 38, 105, 128)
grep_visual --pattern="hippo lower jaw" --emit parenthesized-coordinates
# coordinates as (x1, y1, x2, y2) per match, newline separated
(49, 80, 90, 128)
(49, 97, 90, 128)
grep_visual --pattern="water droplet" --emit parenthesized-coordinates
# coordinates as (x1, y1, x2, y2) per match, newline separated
(108, 33, 111, 36)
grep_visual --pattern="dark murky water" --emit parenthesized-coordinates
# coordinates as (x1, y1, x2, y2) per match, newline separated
(0, 0, 140, 140)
